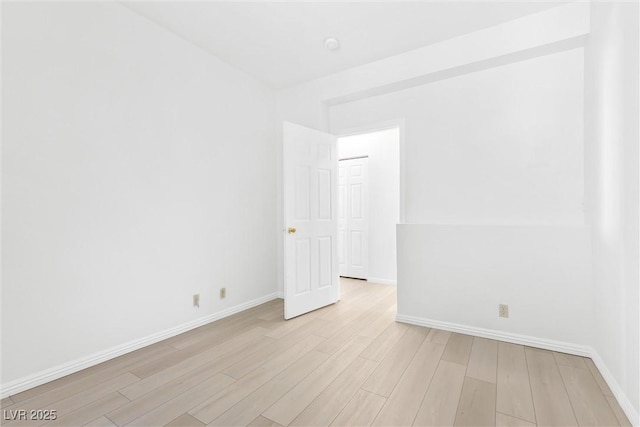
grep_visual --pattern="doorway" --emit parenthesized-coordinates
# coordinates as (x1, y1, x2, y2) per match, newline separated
(338, 156, 369, 279)
(336, 127, 400, 285)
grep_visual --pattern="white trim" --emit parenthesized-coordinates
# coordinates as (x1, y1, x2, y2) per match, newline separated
(276, 291, 284, 299)
(396, 314, 591, 355)
(367, 278, 397, 286)
(590, 351, 640, 426)
(331, 119, 403, 138)
(396, 314, 639, 426)
(0, 292, 279, 399)
(399, 122, 406, 224)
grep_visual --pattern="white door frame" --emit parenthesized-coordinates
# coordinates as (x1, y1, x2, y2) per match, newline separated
(332, 119, 406, 224)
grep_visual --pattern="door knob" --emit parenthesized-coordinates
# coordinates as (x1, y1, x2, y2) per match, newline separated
(287, 227, 297, 234)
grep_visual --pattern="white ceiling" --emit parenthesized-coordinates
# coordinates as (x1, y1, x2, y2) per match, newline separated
(123, 1, 565, 89)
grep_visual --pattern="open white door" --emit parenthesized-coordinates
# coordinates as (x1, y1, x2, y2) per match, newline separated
(283, 122, 339, 319)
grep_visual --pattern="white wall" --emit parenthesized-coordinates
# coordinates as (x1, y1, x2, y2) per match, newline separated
(337, 129, 400, 284)
(397, 225, 592, 347)
(586, 1, 640, 418)
(331, 49, 585, 225)
(1, 2, 277, 389)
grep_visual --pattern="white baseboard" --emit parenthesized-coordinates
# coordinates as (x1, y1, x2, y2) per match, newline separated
(367, 278, 397, 286)
(395, 314, 591, 355)
(0, 292, 279, 399)
(396, 314, 639, 426)
(589, 350, 640, 426)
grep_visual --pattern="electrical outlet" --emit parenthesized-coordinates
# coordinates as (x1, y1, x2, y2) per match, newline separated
(193, 294, 200, 308)
(499, 304, 509, 318)
(220, 288, 226, 299)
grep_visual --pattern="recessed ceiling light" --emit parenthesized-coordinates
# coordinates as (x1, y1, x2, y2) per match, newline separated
(324, 37, 340, 51)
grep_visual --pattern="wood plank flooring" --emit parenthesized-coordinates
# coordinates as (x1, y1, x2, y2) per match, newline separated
(0, 279, 630, 426)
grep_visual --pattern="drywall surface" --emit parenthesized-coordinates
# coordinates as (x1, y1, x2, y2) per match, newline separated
(586, 1, 640, 418)
(337, 129, 400, 284)
(397, 225, 593, 345)
(277, 2, 589, 108)
(331, 48, 585, 225)
(2, 2, 277, 385)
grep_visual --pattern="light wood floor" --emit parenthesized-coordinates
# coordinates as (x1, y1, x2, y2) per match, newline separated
(1, 279, 631, 427)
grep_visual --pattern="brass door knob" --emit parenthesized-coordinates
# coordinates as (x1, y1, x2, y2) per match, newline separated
(287, 227, 297, 234)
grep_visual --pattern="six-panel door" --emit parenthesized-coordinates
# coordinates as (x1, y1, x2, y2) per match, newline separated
(283, 122, 339, 319)
(338, 157, 369, 279)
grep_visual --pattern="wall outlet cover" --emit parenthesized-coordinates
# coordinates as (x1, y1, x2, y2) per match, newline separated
(499, 304, 509, 318)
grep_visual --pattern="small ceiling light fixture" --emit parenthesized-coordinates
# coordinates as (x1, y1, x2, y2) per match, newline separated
(324, 37, 340, 51)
